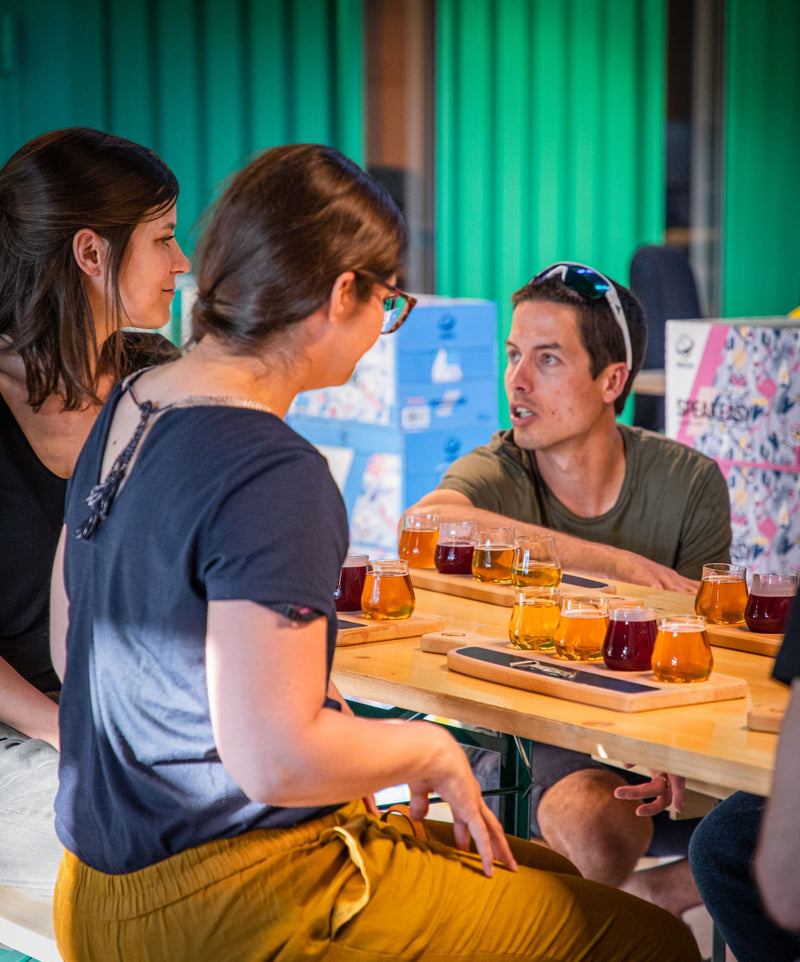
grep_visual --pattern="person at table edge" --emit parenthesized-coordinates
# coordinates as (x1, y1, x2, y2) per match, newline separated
(405, 263, 732, 916)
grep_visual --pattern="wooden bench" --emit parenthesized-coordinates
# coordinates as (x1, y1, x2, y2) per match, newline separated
(0, 886, 60, 962)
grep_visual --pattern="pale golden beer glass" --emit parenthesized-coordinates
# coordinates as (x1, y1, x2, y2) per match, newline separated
(511, 534, 562, 587)
(472, 526, 515, 583)
(361, 560, 416, 620)
(554, 595, 608, 661)
(652, 615, 713, 683)
(508, 587, 560, 651)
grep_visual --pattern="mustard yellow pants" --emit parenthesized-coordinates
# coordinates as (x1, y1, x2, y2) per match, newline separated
(54, 801, 701, 961)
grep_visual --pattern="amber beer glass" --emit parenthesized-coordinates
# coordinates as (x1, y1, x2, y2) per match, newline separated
(361, 560, 416, 620)
(694, 563, 748, 625)
(472, 526, 515, 583)
(744, 572, 798, 633)
(511, 535, 562, 587)
(434, 521, 476, 575)
(652, 615, 713, 683)
(508, 587, 560, 651)
(554, 595, 608, 661)
(398, 513, 440, 569)
(334, 554, 368, 611)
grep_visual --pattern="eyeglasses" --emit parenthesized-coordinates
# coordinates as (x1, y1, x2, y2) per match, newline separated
(358, 271, 417, 334)
(530, 262, 633, 370)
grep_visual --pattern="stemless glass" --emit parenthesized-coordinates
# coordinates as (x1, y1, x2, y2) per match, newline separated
(744, 573, 799, 633)
(361, 560, 416, 620)
(602, 606, 658, 671)
(472, 526, 515, 583)
(652, 615, 713, 683)
(334, 553, 369, 611)
(434, 521, 476, 575)
(694, 563, 748, 625)
(508, 587, 560, 651)
(511, 534, 562, 587)
(398, 513, 440, 569)
(553, 595, 608, 661)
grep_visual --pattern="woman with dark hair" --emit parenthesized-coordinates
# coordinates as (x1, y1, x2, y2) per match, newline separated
(51, 143, 700, 961)
(0, 126, 188, 892)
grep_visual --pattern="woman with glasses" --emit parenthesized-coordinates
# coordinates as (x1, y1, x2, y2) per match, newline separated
(50, 143, 700, 962)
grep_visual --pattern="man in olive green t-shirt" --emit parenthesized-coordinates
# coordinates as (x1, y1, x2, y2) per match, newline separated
(407, 263, 731, 919)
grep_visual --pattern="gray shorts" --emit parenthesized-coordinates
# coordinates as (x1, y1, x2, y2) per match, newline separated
(0, 721, 62, 895)
(527, 742, 701, 857)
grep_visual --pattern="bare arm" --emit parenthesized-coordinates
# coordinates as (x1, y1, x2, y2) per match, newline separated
(408, 490, 697, 591)
(206, 599, 517, 877)
(49, 526, 69, 682)
(754, 678, 800, 932)
(0, 657, 59, 749)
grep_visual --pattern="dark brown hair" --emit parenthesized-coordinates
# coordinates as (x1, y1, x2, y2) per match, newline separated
(190, 143, 405, 352)
(0, 127, 179, 409)
(511, 271, 647, 415)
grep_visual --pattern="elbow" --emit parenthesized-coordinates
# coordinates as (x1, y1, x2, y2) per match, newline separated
(222, 747, 310, 807)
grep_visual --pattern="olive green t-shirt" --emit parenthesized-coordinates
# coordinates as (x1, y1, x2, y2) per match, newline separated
(437, 425, 731, 579)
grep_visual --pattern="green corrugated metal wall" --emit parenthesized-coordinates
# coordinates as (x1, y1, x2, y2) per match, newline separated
(0, 0, 363, 258)
(435, 0, 667, 421)
(722, 0, 800, 316)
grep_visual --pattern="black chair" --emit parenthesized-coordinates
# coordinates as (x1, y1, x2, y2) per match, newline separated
(629, 244, 703, 432)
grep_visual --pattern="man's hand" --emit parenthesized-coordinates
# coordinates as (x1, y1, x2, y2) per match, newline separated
(614, 771, 686, 817)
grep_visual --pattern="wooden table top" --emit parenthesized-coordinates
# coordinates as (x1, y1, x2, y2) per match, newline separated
(332, 584, 788, 799)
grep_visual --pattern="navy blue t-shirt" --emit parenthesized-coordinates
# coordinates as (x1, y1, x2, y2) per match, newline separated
(55, 381, 349, 873)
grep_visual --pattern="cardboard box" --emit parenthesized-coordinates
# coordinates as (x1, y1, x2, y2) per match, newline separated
(666, 317, 800, 572)
(286, 417, 494, 555)
(289, 296, 498, 430)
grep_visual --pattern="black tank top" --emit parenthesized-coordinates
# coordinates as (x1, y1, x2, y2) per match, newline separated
(0, 391, 66, 692)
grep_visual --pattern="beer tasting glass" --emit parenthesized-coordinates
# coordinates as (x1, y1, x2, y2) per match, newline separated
(434, 520, 476, 575)
(602, 606, 658, 671)
(334, 553, 369, 612)
(694, 562, 748, 625)
(511, 534, 562, 587)
(554, 595, 608, 661)
(472, 526, 515, 583)
(744, 572, 799, 633)
(361, 559, 416, 620)
(652, 615, 713, 683)
(508, 587, 560, 651)
(398, 512, 440, 569)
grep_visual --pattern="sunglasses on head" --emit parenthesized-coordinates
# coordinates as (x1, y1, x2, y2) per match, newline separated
(530, 262, 633, 370)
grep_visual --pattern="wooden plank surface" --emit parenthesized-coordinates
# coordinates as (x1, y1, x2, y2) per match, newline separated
(705, 623, 783, 657)
(332, 588, 784, 797)
(409, 568, 616, 607)
(336, 612, 445, 646)
(446, 642, 748, 713)
(748, 698, 789, 734)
